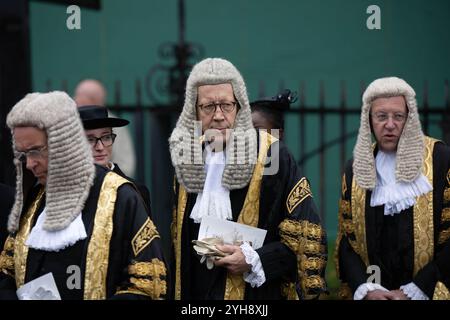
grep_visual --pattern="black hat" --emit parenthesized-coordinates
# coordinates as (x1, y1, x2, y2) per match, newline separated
(78, 105, 129, 130)
(250, 89, 297, 110)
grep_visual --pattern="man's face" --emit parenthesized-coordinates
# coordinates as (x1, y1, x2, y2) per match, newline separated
(197, 83, 238, 147)
(13, 127, 49, 185)
(85, 127, 114, 168)
(370, 96, 408, 152)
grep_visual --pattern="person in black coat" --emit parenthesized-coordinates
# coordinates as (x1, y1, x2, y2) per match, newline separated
(77, 105, 152, 214)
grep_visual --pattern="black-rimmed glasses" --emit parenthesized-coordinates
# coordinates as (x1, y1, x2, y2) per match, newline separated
(15, 145, 48, 163)
(197, 101, 237, 115)
(87, 133, 117, 147)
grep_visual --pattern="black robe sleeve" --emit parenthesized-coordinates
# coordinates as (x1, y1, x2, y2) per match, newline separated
(104, 183, 168, 300)
(256, 140, 327, 299)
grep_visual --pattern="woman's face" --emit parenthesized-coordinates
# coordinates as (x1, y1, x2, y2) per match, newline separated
(251, 110, 284, 140)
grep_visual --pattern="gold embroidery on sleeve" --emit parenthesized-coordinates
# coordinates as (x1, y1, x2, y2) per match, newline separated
(132, 218, 160, 257)
(130, 277, 167, 300)
(0, 236, 15, 277)
(128, 259, 166, 278)
(438, 229, 450, 245)
(286, 177, 312, 214)
(124, 258, 167, 299)
(442, 208, 450, 223)
(444, 187, 450, 204)
(433, 281, 450, 300)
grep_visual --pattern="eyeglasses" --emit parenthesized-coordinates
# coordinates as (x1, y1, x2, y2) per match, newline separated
(371, 112, 407, 123)
(87, 133, 117, 147)
(15, 145, 48, 163)
(197, 101, 237, 115)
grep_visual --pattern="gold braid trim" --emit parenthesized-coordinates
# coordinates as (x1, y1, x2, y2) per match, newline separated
(128, 259, 166, 278)
(278, 219, 323, 241)
(0, 236, 15, 277)
(131, 218, 160, 257)
(412, 136, 436, 275)
(438, 229, 450, 245)
(15, 187, 45, 288)
(84, 172, 129, 300)
(130, 277, 167, 300)
(433, 281, 450, 300)
(342, 219, 354, 235)
(299, 238, 326, 255)
(279, 221, 325, 255)
(300, 256, 327, 271)
(304, 275, 326, 290)
(279, 219, 326, 299)
(174, 185, 187, 300)
(351, 177, 369, 266)
(124, 258, 167, 299)
(224, 131, 276, 300)
(115, 288, 152, 297)
(441, 207, 450, 223)
(340, 199, 351, 219)
(286, 177, 312, 214)
(335, 174, 347, 281)
(282, 282, 299, 300)
(444, 188, 450, 204)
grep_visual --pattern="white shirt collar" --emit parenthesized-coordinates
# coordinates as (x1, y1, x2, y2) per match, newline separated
(370, 150, 432, 215)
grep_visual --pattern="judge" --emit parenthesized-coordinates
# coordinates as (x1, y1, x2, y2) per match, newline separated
(0, 91, 167, 300)
(169, 58, 327, 300)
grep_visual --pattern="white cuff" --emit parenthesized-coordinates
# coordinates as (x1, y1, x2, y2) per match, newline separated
(354, 283, 388, 300)
(400, 282, 429, 300)
(240, 242, 266, 288)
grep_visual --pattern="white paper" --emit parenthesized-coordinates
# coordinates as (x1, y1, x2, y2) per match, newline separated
(16, 272, 61, 300)
(198, 216, 267, 249)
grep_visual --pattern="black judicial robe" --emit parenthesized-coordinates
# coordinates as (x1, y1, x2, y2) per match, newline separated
(171, 131, 327, 300)
(0, 165, 167, 300)
(336, 137, 450, 299)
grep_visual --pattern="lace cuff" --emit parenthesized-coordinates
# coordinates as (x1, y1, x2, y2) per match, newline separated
(400, 282, 429, 300)
(240, 242, 266, 288)
(354, 283, 388, 300)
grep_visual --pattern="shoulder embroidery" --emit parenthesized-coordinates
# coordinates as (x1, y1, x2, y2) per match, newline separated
(286, 177, 312, 214)
(132, 218, 160, 257)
